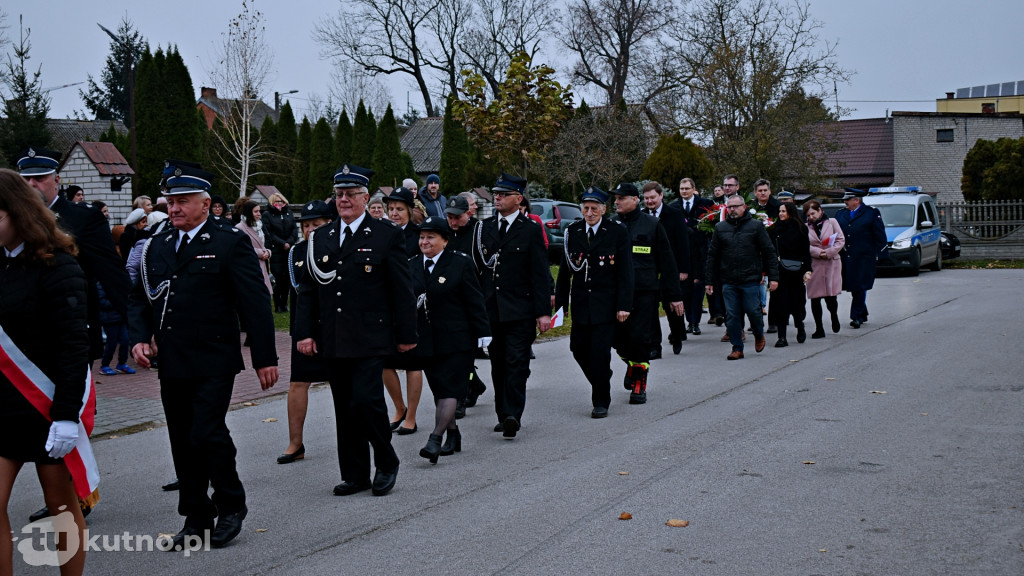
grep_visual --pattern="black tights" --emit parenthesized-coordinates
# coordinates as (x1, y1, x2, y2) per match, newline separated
(433, 398, 458, 437)
(810, 296, 838, 328)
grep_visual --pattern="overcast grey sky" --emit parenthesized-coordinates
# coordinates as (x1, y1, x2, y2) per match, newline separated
(6, 0, 1023, 124)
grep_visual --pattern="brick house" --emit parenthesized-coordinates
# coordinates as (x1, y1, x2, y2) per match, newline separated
(58, 141, 135, 223)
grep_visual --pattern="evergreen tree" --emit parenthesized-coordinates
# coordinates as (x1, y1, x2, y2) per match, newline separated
(275, 102, 297, 197)
(133, 46, 166, 195)
(0, 17, 51, 166)
(439, 95, 469, 195)
(641, 133, 715, 193)
(333, 109, 353, 166)
(576, 99, 591, 118)
(308, 117, 335, 201)
(258, 115, 277, 187)
(351, 100, 377, 167)
(78, 17, 146, 124)
(161, 48, 202, 163)
(99, 123, 130, 160)
(293, 117, 312, 202)
(371, 104, 404, 190)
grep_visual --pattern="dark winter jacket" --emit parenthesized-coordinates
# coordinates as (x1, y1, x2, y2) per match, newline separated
(705, 212, 779, 286)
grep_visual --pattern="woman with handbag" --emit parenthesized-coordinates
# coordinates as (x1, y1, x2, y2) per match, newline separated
(768, 202, 812, 347)
(802, 200, 846, 338)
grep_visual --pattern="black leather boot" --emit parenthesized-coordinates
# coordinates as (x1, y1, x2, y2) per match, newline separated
(440, 427, 462, 456)
(419, 434, 443, 464)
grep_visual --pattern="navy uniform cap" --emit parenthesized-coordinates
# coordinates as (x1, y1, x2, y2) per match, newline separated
(296, 200, 332, 221)
(611, 182, 639, 197)
(581, 186, 609, 204)
(492, 172, 526, 195)
(842, 187, 866, 200)
(445, 195, 469, 215)
(386, 187, 415, 207)
(163, 163, 215, 196)
(777, 190, 795, 200)
(419, 216, 451, 238)
(17, 147, 61, 176)
(333, 164, 374, 188)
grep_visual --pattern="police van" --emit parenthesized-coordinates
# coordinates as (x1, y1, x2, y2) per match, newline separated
(863, 186, 943, 275)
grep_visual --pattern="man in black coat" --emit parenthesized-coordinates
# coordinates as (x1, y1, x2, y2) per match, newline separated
(673, 177, 714, 335)
(19, 147, 131, 363)
(835, 189, 887, 328)
(611, 183, 683, 405)
(641, 182, 689, 356)
(128, 163, 279, 549)
(555, 187, 634, 418)
(294, 164, 417, 496)
(471, 173, 552, 439)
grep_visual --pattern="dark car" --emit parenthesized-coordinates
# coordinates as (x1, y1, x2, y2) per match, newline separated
(530, 199, 583, 262)
(939, 231, 961, 261)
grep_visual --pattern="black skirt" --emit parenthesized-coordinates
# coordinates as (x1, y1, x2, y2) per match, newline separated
(382, 351, 427, 372)
(423, 351, 474, 400)
(0, 380, 64, 464)
(289, 340, 330, 383)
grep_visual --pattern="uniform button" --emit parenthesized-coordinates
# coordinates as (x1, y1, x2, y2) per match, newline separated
(336, 277, 342, 282)
(172, 275, 178, 279)
(336, 308, 342, 312)
(169, 292, 175, 297)
(336, 292, 341, 296)
(167, 326, 172, 330)
(167, 309, 172, 313)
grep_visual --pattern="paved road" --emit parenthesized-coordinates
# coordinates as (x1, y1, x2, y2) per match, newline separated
(9, 270, 1023, 575)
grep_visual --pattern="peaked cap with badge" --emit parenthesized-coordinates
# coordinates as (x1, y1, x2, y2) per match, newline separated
(333, 164, 375, 189)
(17, 147, 62, 176)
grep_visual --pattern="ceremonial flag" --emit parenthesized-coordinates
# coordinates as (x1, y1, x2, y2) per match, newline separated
(551, 306, 565, 328)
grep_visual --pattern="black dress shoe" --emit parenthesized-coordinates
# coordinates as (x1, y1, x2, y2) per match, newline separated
(714, 316, 724, 326)
(831, 312, 841, 333)
(210, 507, 247, 548)
(395, 424, 418, 435)
(811, 329, 826, 339)
(691, 324, 701, 336)
(372, 465, 399, 496)
(591, 406, 608, 419)
(493, 422, 505, 432)
(277, 444, 305, 464)
(170, 525, 210, 552)
(850, 320, 862, 329)
(649, 348, 662, 360)
(389, 408, 407, 431)
(775, 338, 788, 348)
(333, 480, 371, 496)
(28, 506, 49, 523)
(796, 324, 807, 343)
(162, 478, 180, 491)
(502, 416, 520, 438)
(672, 341, 682, 355)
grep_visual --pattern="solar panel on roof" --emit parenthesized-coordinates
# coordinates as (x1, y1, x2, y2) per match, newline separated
(986, 84, 1000, 97)
(971, 86, 985, 98)
(956, 88, 970, 99)
(1001, 83, 1016, 97)
(1018, 81, 1024, 96)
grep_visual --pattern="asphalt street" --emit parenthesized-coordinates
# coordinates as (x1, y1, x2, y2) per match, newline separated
(8, 269, 1023, 575)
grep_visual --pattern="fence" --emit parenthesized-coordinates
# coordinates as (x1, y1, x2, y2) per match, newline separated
(937, 199, 1024, 260)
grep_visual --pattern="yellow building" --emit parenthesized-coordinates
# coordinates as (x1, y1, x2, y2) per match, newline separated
(936, 81, 1024, 114)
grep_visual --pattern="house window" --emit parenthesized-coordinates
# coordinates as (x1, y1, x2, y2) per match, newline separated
(936, 129, 954, 143)
(982, 103, 996, 114)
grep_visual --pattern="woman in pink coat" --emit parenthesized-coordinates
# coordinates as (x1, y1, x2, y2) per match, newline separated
(803, 200, 846, 339)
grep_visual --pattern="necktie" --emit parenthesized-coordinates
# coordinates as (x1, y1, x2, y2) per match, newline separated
(644, 208, 652, 215)
(342, 225, 352, 249)
(424, 258, 434, 277)
(587, 227, 595, 244)
(499, 219, 508, 237)
(685, 201, 691, 213)
(176, 233, 190, 260)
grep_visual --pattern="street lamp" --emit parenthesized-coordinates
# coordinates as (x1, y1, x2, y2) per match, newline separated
(97, 22, 138, 171)
(275, 90, 298, 113)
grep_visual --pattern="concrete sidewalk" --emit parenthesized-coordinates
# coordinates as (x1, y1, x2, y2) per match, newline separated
(91, 331, 296, 436)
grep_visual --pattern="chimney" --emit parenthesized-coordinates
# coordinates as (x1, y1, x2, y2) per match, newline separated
(945, 92, 955, 100)
(201, 87, 218, 99)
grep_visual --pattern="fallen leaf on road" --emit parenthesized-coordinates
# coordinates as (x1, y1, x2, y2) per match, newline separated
(870, 390, 887, 394)
(618, 471, 629, 475)
(243, 402, 259, 407)
(158, 533, 174, 540)
(825, 377, 836, 381)
(255, 528, 268, 533)
(802, 461, 816, 465)
(819, 548, 827, 553)
(109, 435, 119, 439)
(262, 418, 278, 423)
(921, 413, 928, 416)
(666, 519, 689, 527)
(619, 512, 632, 520)
(789, 359, 799, 362)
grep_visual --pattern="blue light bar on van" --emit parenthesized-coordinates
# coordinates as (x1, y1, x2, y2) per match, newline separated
(868, 186, 921, 194)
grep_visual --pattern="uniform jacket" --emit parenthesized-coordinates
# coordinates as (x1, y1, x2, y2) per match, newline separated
(674, 196, 714, 280)
(705, 212, 779, 286)
(835, 205, 886, 292)
(52, 196, 132, 361)
(555, 217, 634, 325)
(650, 203, 689, 277)
(611, 208, 681, 300)
(127, 217, 278, 379)
(293, 214, 417, 357)
(806, 217, 845, 299)
(0, 251, 89, 422)
(400, 222, 422, 258)
(410, 250, 490, 356)
(447, 220, 479, 259)
(472, 212, 551, 323)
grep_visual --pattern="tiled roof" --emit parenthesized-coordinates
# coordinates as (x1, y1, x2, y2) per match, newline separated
(47, 119, 128, 161)
(253, 185, 282, 198)
(198, 96, 279, 130)
(400, 116, 443, 174)
(825, 118, 893, 179)
(74, 141, 134, 176)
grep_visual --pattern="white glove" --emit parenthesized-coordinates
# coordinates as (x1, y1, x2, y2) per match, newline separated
(45, 420, 79, 459)
(477, 337, 493, 349)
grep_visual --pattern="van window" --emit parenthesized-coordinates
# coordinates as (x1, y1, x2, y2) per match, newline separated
(917, 203, 928, 228)
(873, 204, 915, 227)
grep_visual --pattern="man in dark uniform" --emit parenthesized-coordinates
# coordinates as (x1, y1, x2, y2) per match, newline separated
(835, 189, 886, 328)
(19, 147, 132, 523)
(610, 183, 683, 405)
(555, 186, 634, 418)
(641, 181, 690, 356)
(128, 163, 279, 549)
(471, 173, 551, 438)
(673, 177, 714, 335)
(294, 164, 417, 496)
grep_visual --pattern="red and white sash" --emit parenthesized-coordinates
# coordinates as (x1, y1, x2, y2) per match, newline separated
(0, 326, 99, 499)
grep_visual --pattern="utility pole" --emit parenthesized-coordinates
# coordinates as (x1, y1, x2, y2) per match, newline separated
(275, 90, 298, 114)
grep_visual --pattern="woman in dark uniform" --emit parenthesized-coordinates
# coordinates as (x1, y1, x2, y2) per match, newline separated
(0, 169, 89, 574)
(382, 187, 424, 434)
(277, 201, 333, 464)
(413, 218, 491, 463)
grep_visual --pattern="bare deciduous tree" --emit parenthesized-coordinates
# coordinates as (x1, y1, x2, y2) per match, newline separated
(207, 0, 275, 197)
(316, 0, 441, 117)
(326, 60, 394, 119)
(426, 0, 473, 98)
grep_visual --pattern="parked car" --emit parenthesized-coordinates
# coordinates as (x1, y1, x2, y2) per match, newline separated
(862, 187, 943, 275)
(529, 199, 583, 262)
(940, 231, 961, 261)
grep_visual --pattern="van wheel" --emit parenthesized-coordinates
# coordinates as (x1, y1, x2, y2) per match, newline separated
(908, 248, 921, 276)
(928, 248, 942, 271)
